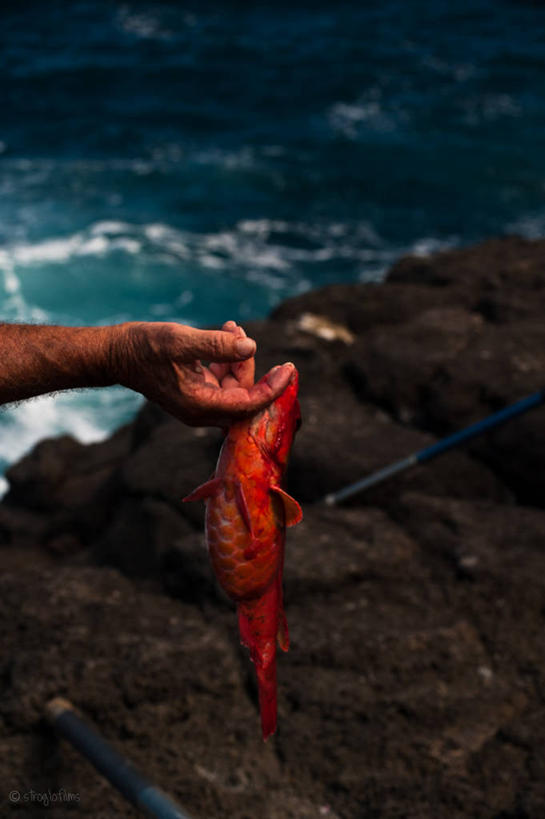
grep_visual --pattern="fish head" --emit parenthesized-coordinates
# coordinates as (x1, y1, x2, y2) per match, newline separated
(251, 366, 301, 469)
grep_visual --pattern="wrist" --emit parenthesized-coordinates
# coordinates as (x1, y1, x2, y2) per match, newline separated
(108, 321, 176, 388)
(107, 322, 140, 388)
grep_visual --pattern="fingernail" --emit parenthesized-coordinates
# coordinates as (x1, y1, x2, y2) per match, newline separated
(268, 362, 294, 389)
(235, 337, 256, 357)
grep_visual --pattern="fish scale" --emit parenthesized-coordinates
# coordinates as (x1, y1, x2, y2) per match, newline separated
(207, 483, 280, 598)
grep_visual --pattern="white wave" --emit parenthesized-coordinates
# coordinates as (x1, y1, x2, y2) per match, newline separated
(199, 253, 226, 270)
(0, 216, 466, 320)
(237, 217, 382, 248)
(155, 218, 389, 280)
(328, 93, 396, 139)
(143, 223, 171, 242)
(0, 213, 468, 481)
(0, 397, 101, 467)
(194, 146, 257, 171)
(0, 140, 283, 183)
(1, 234, 106, 266)
(116, 5, 175, 41)
(1, 236, 80, 265)
(0, 387, 142, 492)
(506, 211, 545, 239)
(3, 265, 20, 295)
(409, 236, 459, 257)
(0, 216, 446, 306)
(462, 93, 522, 126)
(203, 231, 291, 271)
(0, 217, 456, 280)
(481, 94, 521, 119)
(0, 258, 49, 323)
(90, 220, 133, 235)
(0, 216, 394, 325)
(238, 218, 290, 236)
(0, 224, 144, 274)
(352, 234, 461, 284)
(2, 157, 161, 177)
(110, 237, 141, 254)
(420, 53, 476, 83)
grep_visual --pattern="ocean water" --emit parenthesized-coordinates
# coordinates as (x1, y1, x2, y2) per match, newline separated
(1, 0, 545, 476)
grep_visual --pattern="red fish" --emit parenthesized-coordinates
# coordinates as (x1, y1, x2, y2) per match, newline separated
(183, 358, 302, 739)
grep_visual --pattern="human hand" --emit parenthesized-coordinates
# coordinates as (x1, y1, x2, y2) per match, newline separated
(113, 319, 294, 427)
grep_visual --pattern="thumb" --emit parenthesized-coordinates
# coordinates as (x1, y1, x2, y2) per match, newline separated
(183, 327, 256, 362)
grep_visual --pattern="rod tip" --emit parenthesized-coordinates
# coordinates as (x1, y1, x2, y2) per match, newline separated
(45, 697, 74, 723)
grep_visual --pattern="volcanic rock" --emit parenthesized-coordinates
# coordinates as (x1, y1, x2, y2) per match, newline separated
(2, 236, 545, 817)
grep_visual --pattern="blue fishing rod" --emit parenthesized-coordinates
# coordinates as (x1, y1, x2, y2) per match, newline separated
(324, 389, 545, 506)
(46, 698, 193, 819)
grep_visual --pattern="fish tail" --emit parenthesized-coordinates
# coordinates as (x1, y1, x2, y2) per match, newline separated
(237, 574, 288, 740)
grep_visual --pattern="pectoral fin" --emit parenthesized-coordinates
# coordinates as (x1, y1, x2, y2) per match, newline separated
(277, 612, 289, 652)
(235, 481, 253, 534)
(270, 485, 303, 527)
(234, 481, 262, 560)
(182, 476, 222, 503)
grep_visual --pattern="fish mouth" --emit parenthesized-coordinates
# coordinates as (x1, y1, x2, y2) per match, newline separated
(249, 381, 300, 468)
(246, 366, 299, 465)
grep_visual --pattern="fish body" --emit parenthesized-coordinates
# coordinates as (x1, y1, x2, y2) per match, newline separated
(183, 368, 302, 738)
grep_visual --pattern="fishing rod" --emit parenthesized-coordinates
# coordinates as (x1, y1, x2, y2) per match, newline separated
(45, 698, 193, 819)
(323, 389, 545, 506)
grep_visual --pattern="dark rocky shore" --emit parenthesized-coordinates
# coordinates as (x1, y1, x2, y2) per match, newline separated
(2, 236, 545, 818)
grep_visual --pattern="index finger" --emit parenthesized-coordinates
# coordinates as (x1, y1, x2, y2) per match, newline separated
(227, 324, 255, 389)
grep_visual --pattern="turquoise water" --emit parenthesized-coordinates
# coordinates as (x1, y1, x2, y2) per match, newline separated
(2, 0, 545, 474)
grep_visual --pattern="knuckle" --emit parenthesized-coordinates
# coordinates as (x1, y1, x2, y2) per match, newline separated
(206, 332, 227, 360)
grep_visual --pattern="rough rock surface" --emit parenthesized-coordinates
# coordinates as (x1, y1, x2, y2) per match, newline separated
(2, 236, 545, 817)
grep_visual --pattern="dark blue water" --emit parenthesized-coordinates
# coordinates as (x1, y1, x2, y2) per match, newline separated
(1, 0, 545, 471)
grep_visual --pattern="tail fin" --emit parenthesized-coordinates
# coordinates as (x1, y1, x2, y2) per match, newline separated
(237, 573, 288, 740)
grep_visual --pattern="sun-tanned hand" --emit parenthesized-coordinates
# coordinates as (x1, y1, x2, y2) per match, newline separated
(0, 320, 294, 427)
(117, 319, 293, 426)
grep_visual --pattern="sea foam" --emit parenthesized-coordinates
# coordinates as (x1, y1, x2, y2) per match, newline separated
(0, 388, 142, 496)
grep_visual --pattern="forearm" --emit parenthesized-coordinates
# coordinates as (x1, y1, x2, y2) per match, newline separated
(0, 323, 123, 404)
(0, 319, 294, 427)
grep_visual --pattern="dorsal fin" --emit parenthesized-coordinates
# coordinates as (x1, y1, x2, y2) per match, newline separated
(270, 485, 303, 527)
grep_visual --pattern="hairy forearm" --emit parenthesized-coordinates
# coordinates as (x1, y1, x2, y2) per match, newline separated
(0, 319, 294, 427)
(0, 323, 122, 404)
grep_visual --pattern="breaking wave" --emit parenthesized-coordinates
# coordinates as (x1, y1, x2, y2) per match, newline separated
(3, 0, 545, 477)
